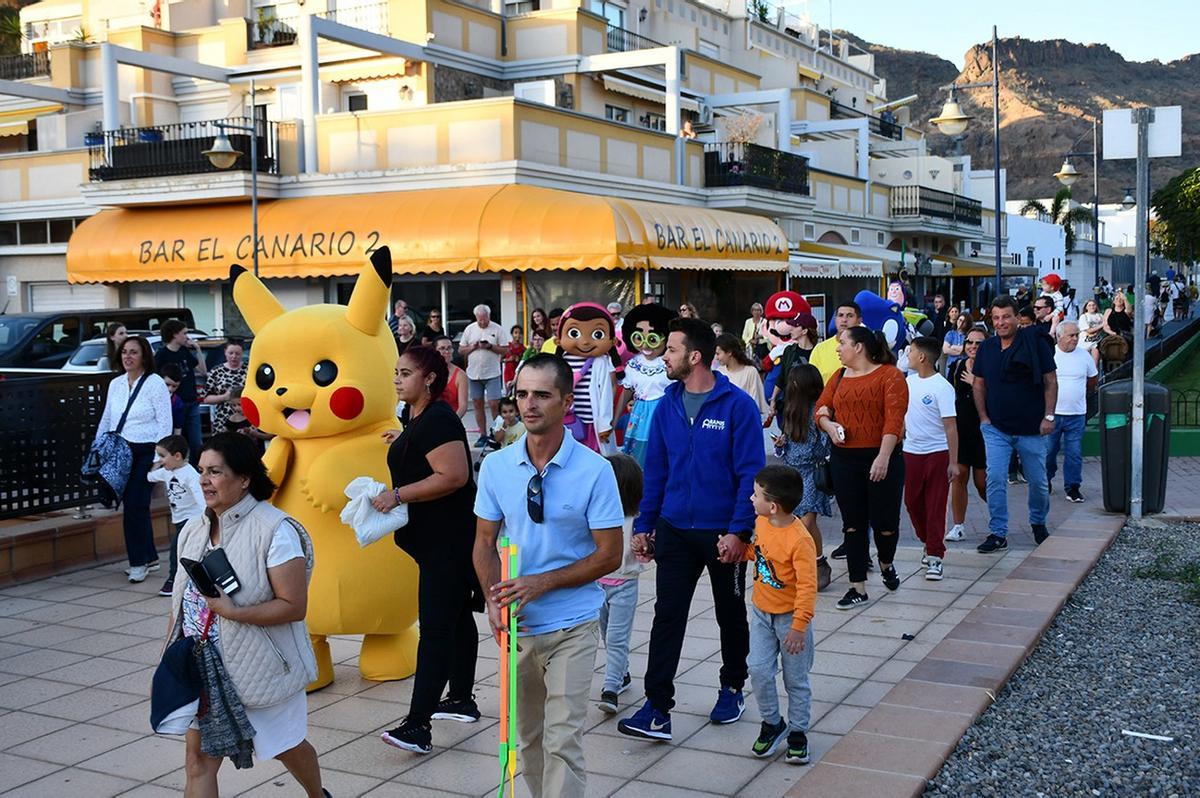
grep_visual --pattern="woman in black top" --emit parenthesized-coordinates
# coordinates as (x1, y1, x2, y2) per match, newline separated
(418, 308, 445, 346)
(371, 345, 482, 755)
(947, 328, 989, 541)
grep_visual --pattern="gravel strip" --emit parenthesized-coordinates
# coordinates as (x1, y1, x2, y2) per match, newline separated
(926, 521, 1200, 798)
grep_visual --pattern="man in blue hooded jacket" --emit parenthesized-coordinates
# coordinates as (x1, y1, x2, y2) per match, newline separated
(618, 317, 765, 741)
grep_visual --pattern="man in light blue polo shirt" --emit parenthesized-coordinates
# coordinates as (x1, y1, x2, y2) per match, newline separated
(474, 354, 623, 798)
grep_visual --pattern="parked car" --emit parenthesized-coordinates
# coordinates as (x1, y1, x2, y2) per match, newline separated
(62, 332, 241, 373)
(0, 308, 198, 369)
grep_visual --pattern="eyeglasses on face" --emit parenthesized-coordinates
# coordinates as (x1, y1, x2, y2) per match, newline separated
(965, 340, 983, 346)
(527, 472, 544, 524)
(630, 331, 664, 349)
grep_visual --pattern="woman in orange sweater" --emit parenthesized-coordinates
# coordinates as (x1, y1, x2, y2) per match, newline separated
(814, 326, 908, 609)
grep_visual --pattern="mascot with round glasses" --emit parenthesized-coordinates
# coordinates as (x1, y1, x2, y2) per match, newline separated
(617, 303, 676, 467)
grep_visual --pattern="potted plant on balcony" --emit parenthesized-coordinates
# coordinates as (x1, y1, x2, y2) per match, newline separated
(256, 8, 278, 46)
(721, 112, 764, 183)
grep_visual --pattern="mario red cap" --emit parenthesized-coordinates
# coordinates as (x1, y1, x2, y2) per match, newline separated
(764, 291, 812, 320)
(1041, 273, 1062, 291)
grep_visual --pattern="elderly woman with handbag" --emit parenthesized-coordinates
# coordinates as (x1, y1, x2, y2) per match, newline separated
(157, 433, 330, 798)
(91, 335, 173, 583)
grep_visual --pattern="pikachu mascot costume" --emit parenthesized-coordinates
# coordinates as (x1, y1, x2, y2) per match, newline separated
(231, 247, 418, 689)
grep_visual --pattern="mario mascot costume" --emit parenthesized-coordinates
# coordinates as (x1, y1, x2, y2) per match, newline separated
(618, 302, 676, 466)
(231, 247, 419, 689)
(556, 302, 620, 454)
(760, 290, 815, 411)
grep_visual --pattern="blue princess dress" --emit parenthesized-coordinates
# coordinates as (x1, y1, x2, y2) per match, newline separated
(620, 354, 672, 467)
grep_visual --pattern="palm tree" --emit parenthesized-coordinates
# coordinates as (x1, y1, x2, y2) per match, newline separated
(1019, 187, 1097, 256)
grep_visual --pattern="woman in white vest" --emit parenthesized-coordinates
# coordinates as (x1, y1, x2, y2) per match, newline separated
(163, 433, 329, 797)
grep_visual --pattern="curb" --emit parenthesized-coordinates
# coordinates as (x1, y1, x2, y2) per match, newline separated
(785, 504, 1128, 797)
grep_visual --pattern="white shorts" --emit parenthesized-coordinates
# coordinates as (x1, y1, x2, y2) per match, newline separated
(157, 689, 308, 761)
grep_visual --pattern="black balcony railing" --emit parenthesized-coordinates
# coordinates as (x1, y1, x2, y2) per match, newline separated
(87, 117, 279, 182)
(890, 185, 982, 227)
(703, 142, 810, 196)
(829, 100, 903, 141)
(0, 51, 51, 81)
(249, 14, 299, 48)
(606, 25, 664, 52)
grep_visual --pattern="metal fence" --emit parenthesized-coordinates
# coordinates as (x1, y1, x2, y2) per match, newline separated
(249, 14, 299, 48)
(829, 100, 903, 141)
(0, 372, 107, 520)
(1100, 316, 1200, 386)
(87, 116, 279, 181)
(0, 51, 51, 81)
(1173, 389, 1200, 427)
(703, 141, 810, 196)
(606, 25, 665, 52)
(890, 185, 983, 227)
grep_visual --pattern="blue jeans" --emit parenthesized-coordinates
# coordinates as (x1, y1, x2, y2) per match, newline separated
(981, 423, 1049, 537)
(598, 579, 639, 693)
(748, 605, 813, 733)
(1046, 414, 1086, 489)
(181, 402, 202, 466)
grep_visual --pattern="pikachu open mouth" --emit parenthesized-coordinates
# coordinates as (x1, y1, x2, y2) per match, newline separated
(282, 407, 312, 431)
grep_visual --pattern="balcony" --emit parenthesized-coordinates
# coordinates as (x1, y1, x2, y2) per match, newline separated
(606, 25, 665, 53)
(703, 142, 810, 196)
(890, 185, 982, 227)
(829, 100, 903, 141)
(249, 2, 388, 48)
(249, 14, 298, 48)
(87, 117, 279, 182)
(319, 1, 390, 35)
(0, 51, 50, 81)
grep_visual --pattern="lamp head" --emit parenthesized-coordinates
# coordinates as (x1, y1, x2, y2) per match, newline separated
(1054, 159, 1081, 187)
(930, 98, 970, 136)
(203, 133, 242, 170)
(1122, 188, 1135, 210)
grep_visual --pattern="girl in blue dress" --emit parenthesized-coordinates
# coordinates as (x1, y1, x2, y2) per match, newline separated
(773, 364, 833, 590)
(616, 303, 676, 467)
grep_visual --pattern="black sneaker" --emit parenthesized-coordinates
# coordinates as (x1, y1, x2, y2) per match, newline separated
(157, 579, 174, 597)
(380, 718, 432, 754)
(836, 588, 868, 609)
(976, 534, 1009, 554)
(784, 730, 810, 764)
(1032, 524, 1050, 545)
(751, 718, 788, 758)
(599, 690, 621, 714)
(1065, 486, 1085, 503)
(431, 696, 481, 723)
(829, 543, 847, 560)
(880, 566, 900, 591)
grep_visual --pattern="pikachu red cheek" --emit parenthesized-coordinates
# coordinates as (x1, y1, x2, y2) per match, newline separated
(241, 397, 260, 427)
(330, 387, 364, 420)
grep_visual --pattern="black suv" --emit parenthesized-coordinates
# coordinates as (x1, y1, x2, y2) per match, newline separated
(0, 308, 198, 369)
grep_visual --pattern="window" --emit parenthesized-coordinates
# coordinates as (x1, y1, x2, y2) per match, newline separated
(48, 219, 74, 243)
(1027, 246, 1035, 266)
(605, 104, 629, 123)
(505, 0, 539, 13)
(0, 222, 15, 246)
(699, 39, 720, 59)
(876, 231, 886, 246)
(803, 223, 816, 241)
(18, 221, 48, 245)
(641, 112, 666, 132)
(346, 93, 368, 112)
(850, 228, 860, 244)
(591, 0, 625, 28)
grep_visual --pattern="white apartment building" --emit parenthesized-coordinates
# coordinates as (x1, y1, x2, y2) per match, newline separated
(0, 0, 1008, 350)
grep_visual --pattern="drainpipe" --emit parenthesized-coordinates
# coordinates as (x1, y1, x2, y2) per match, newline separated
(299, 13, 320, 174)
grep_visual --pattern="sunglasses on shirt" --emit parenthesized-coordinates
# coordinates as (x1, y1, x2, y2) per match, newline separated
(527, 472, 544, 523)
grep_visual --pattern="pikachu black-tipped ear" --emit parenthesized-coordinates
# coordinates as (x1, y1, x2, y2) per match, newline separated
(230, 263, 284, 334)
(346, 246, 392, 335)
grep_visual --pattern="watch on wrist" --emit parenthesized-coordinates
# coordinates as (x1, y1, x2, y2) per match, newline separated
(1044, 414, 1055, 422)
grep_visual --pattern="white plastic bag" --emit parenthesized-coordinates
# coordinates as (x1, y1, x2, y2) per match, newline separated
(340, 477, 408, 548)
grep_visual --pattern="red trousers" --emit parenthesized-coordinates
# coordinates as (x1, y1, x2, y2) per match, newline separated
(903, 450, 950, 559)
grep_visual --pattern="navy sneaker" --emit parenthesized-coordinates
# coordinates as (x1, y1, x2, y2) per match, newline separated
(617, 700, 672, 741)
(977, 534, 1009, 554)
(709, 686, 746, 724)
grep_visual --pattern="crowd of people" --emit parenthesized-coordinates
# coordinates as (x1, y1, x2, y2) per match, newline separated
(89, 273, 1137, 798)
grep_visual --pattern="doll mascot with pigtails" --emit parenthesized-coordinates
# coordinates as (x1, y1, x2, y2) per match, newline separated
(555, 302, 621, 454)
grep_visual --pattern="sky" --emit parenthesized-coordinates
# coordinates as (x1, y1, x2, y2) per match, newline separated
(808, 0, 1200, 68)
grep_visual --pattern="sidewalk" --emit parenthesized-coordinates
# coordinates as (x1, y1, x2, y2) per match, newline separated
(0, 457, 1172, 797)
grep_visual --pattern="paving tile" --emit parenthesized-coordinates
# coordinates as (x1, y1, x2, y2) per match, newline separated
(869, 658, 918, 684)
(152, 759, 285, 793)
(242, 767, 383, 796)
(820, 729, 954, 780)
(13, 602, 97, 624)
(117, 785, 180, 797)
(44, 630, 148, 657)
(806, 673, 860, 705)
(0, 752, 62, 792)
(682, 714, 767, 754)
(809, 651, 887, 680)
(638, 747, 766, 795)
(880, 679, 993, 718)
(860, 601, 945, 622)
(89, 698, 153, 734)
(783, 761, 925, 798)
(110, 615, 171, 638)
(302, 734, 424, 781)
(0, 597, 54, 617)
(97, 665, 156, 696)
(0, 647, 90, 676)
(40, 655, 148, 686)
(0, 709, 74, 748)
(841, 680, 894, 708)
(77, 735, 184, 782)
(361, 783, 464, 797)
(307, 696, 407, 733)
(811, 703, 870, 735)
(0, 677, 82, 710)
(840, 614, 926, 640)
(0, 618, 40, 637)
(305, 725, 361, 756)
(850, 703, 974, 745)
(813, 632, 906, 659)
(393, 749, 507, 795)
(579, 728, 674, 777)
(735, 759, 808, 797)
(6, 766, 139, 797)
(944, 619, 1042, 649)
(27, 584, 107, 602)
(906, 657, 1011, 692)
(25, 686, 143, 721)
(9, 722, 142, 766)
(613, 780, 726, 797)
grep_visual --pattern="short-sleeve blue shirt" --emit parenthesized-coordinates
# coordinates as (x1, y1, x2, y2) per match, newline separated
(474, 430, 625, 636)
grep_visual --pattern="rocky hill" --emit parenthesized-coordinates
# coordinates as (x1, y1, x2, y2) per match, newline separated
(838, 32, 1198, 202)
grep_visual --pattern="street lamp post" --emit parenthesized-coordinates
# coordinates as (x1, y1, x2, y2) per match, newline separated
(931, 25, 1003, 301)
(203, 79, 260, 276)
(1055, 116, 1102, 294)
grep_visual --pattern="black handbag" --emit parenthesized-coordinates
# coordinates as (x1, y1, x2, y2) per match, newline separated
(813, 369, 846, 495)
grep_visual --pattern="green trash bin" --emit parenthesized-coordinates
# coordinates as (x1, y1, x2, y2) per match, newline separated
(1098, 379, 1171, 514)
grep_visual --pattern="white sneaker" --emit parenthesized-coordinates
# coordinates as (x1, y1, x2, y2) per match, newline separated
(925, 557, 944, 581)
(945, 524, 965, 542)
(127, 565, 149, 583)
(125, 561, 160, 575)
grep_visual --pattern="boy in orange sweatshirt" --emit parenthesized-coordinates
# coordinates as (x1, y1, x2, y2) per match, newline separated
(745, 464, 818, 764)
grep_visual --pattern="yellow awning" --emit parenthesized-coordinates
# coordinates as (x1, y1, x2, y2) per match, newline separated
(0, 121, 29, 137)
(797, 65, 821, 81)
(67, 185, 788, 283)
(0, 103, 62, 122)
(794, 241, 889, 276)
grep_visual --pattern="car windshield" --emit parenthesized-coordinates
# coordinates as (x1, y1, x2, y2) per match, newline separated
(0, 317, 41, 355)
(69, 340, 106, 367)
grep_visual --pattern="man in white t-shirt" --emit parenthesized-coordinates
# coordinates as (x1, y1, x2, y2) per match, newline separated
(459, 304, 510, 447)
(901, 336, 960, 581)
(1047, 321, 1098, 503)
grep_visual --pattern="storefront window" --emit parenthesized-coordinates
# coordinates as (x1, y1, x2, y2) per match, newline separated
(446, 279, 502, 338)
(522, 271, 637, 329)
(388, 282, 442, 329)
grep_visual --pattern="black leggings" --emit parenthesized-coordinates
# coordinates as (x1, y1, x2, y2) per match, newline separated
(407, 546, 481, 724)
(831, 447, 905, 584)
